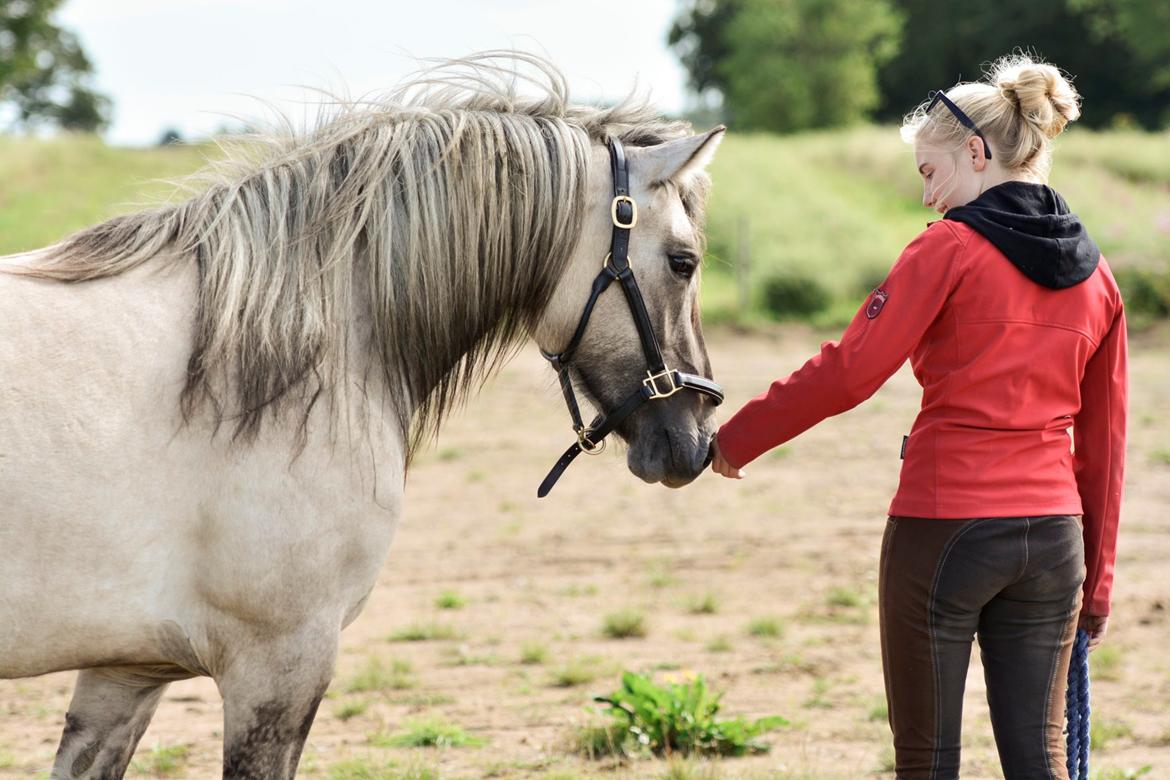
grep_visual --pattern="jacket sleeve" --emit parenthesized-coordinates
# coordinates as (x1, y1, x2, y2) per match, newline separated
(717, 221, 967, 468)
(1073, 300, 1128, 617)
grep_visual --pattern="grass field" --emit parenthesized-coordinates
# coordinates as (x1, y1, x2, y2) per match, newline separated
(1, 129, 1168, 778)
(2, 126, 1168, 326)
(699, 126, 1170, 325)
(0, 135, 205, 256)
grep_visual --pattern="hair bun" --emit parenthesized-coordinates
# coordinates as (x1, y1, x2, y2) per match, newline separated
(994, 58, 1080, 139)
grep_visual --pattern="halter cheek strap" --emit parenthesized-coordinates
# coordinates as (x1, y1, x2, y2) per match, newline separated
(537, 136, 724, 497)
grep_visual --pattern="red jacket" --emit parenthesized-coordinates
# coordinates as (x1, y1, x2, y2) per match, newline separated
(718, 218, 1127, 616)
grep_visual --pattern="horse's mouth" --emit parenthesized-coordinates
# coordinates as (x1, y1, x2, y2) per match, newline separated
(627, 426, 711, 488)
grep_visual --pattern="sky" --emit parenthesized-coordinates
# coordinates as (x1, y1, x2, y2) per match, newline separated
(56, 0, 695, 147)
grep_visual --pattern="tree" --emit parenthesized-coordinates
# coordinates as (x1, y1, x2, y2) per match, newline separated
(0, 0, 110, 132)
(872, 0, 1170, 129)
(669, 0, 904, 132)
(1072, 0, 1170, 91)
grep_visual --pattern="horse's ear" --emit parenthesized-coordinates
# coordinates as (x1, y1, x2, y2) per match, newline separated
(630, 125, 726, 187)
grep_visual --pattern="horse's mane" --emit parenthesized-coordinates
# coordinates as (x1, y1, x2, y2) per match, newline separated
(23, 52, 694, 457)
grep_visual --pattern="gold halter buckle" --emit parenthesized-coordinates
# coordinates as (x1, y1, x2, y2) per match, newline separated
(643, 369, 681, 400)
(611, 195, 638, 229)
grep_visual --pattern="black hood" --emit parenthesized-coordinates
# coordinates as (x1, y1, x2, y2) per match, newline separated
(944, 181, 1100, 289)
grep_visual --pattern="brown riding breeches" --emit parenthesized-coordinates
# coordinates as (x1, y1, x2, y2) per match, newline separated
(879, 515, 1084, 779)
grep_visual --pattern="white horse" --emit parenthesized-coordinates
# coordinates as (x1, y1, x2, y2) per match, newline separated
(0, 54, 725, 778)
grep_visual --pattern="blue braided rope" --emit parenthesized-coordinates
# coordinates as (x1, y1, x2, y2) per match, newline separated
(1065, 628, 1091, 780)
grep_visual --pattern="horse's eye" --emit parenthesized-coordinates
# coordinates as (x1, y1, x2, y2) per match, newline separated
(668, 254, 697, 279)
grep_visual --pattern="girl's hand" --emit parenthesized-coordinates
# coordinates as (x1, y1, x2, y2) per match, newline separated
(709, 437, 745, 479)
(1078, 612, 1109, 652)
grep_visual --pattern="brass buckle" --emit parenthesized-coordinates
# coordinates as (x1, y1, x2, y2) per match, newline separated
(602, 251, 633, 271)
(611, 195, 638, 229)
(576, 426, 606, 455)
(643, 369, 681, 400)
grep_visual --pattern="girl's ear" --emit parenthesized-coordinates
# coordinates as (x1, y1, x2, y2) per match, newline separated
(970, 137, 988, 172)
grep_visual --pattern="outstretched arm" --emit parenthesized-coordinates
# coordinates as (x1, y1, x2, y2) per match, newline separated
(714, 221, 968, 472)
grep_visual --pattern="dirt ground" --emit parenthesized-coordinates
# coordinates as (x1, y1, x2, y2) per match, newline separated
(2, 326, 1168, 779)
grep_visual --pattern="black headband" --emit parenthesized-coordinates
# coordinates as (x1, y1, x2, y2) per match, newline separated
(927, 90, 993, 160)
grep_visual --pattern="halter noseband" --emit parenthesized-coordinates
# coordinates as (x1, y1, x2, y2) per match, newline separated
(537, 136, 725, 497)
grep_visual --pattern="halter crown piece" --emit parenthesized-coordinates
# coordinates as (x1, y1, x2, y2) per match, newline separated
(537, 137, 725, 497)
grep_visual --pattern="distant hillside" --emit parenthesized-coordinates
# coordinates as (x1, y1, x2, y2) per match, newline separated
(0, 135, 206, 256)
(2, 128, 1167, 324)
(702, 126, 1170, 325)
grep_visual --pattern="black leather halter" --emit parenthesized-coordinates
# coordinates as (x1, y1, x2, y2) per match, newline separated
(537, 136, 725, 497)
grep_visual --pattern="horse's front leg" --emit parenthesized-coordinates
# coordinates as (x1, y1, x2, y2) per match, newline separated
(217, 624, 338, 780)
(51, 665, 192, 779)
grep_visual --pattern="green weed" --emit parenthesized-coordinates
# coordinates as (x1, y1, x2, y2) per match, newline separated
(388, 623, 461, 642)
(602, 610, 647, 639)
(550, 657, 605, 688)
(369, 718, 483, 749)
(826, 587, 863, 608)
(435, 590, 466, 609)
(747, 617, 784, 639)
(647, 565, 677, 589)
(570, 721, 630, 759)
(1094, 767, 1153, 780)
(1091, 718, 1134, 751)
(519, 642, 548, 665)
(561, 583, 599, 597)
(327, 757, 440, 780)
(592, 671, 786, 757)
(333, 699, 370, 721)
(440, 644, 499, 667)
(803, 678, 832, 709)
(706, 636, 733, 653)
(1090, 644, 1124, 682)
(131, 742, 188, 776)
(391, 692, 455, 707)
(660, 758, 724, 779)
(345, 657, 415, 692)
(684, 592, 721, 615)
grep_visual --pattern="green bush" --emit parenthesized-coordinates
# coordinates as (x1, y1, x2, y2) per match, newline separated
(760, 272, 831, 319)
(592, 671, 786, 757)
(1113, 266, 1170, 321)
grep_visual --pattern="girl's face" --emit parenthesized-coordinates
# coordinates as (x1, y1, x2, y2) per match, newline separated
(914, 136, 989, 214)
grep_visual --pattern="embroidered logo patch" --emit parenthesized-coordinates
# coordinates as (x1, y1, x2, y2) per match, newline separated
(866, 288, 889, 319)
